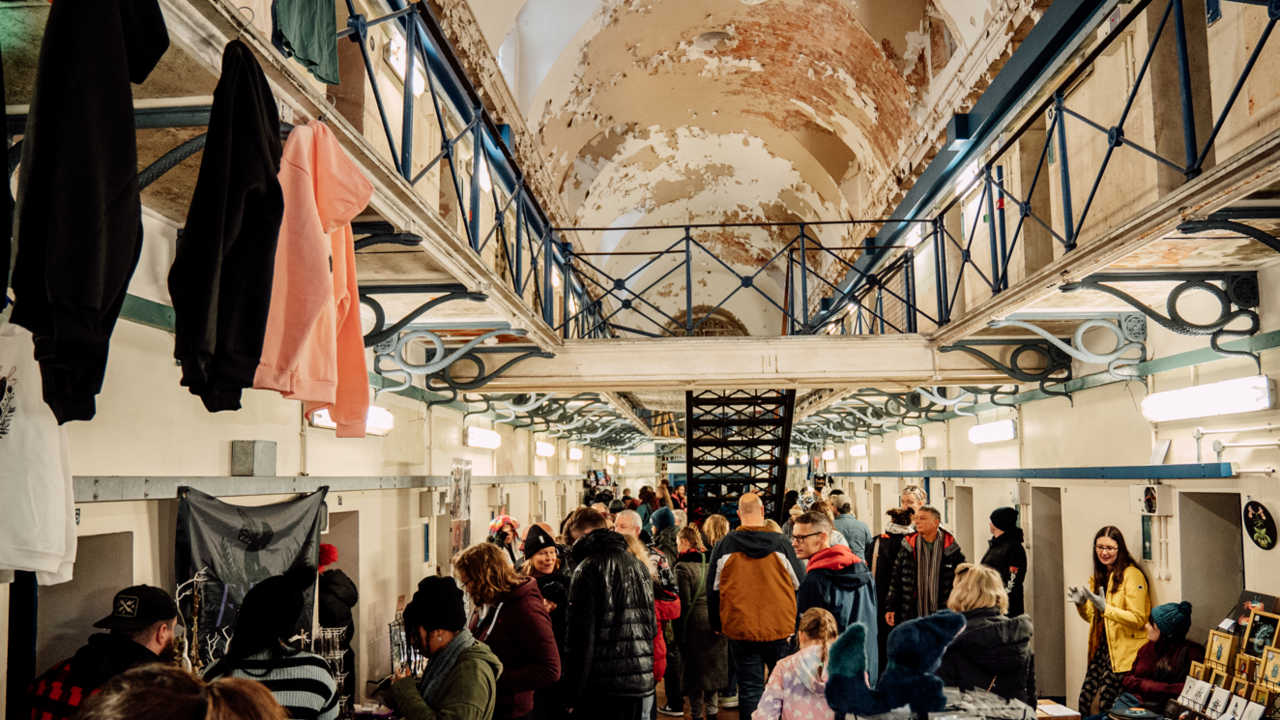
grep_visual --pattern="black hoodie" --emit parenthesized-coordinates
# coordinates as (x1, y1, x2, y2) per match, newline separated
(66, 633, 165, 690)
(318, 568, 359, 647)
(10, 0, 168, 423)
(168, 40, 284, 412)
(980, 528, 1028, 617)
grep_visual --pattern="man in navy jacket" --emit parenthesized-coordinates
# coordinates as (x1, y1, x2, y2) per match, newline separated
(791, 510, 879, 684)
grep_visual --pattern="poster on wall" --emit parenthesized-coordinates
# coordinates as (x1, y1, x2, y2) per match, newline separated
(1243, 501, 1276, 550)
(1222, 591, 1279, 636)
(449, 458, 472, 563)
(174, 487, 327, 670)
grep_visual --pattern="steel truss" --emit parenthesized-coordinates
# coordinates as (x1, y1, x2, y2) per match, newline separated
(460, 393, 648, 451)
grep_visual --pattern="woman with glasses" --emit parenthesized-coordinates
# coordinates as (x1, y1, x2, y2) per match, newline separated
(1068, 527, 1152, 716)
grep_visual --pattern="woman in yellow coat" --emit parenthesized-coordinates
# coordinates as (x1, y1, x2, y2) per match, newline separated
(1068, 527, 1152, 715)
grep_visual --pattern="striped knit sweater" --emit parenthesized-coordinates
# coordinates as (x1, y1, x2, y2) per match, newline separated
(212, 648, 339, 720)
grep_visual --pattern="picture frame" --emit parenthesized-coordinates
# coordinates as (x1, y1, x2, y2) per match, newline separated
(1210, 630, 1240, 668)
(1211, 669, 1231, 688)
(1224, 592, 1280, 637)
(1243, 610, 1280, 659)
(1261, 645, 1280, 687)
(1235, 655, 1259, 681)
(1249, 686, 1274, 715)
(1192, 661, 1208, 681)
(1231, 677, 1251, 697)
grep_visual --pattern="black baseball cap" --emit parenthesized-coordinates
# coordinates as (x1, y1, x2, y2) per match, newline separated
(93, 585, 179, 631)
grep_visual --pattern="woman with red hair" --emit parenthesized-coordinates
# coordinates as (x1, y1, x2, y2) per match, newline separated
(317, 543, 358, 702)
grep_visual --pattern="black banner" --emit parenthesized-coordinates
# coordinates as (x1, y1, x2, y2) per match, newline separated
(175, 487, 327, 668)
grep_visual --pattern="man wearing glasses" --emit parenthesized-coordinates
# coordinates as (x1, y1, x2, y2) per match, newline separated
(884, 505, 966, 628)
(791, 510, 880, 684)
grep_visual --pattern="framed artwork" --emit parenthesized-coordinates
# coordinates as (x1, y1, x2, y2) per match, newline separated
(1210, 630, 1240, 667)
(1212, 668, 1231, 688)
(1236, 655, 1259, 680)
(1225, 592, 1280, 637)
(1261, 645, 1280, 686)
(1231, 677, 1251, 697)
(1192, 661, 1207, 681)
(1249, 687, 1274, 715)
(1242, 610, 1280, 659)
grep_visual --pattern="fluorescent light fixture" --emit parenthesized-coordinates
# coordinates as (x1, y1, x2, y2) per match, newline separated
(478, 158, 492, 193)
(310, 406, 394, 436)
(535, 441, 556, 457)
(955, 161, 979, 197)
(568, 447, 584, 461)
(822, 449, 836, 461)
(466, 426, 502, 449)
(787, 456, 796, 466)
(619, 457, 627, 467)
(1141, 375, 1275, 422)
(850, 444, 867, 457)
(969, 419, 1018, 445)
(905, 226, 922, 248)
(607, 454, 617, 465)
(552, 269, 562, 288)
(799, 454, 810, 464)
(896, 435, 923, 452)
(386, 30, 426, 96)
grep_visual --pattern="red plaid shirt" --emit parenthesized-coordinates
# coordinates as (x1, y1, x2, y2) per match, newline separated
(27, 659, 98, 720)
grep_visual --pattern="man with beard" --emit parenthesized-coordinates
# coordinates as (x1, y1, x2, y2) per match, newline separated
(27, 585, 179, 720)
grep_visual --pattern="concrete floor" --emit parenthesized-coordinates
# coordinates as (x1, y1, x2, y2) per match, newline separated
(657, 681, 745, 720)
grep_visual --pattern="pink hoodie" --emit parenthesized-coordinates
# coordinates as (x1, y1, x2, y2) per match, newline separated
(254, 121, 374, 437)
(753, 644, 835, 720)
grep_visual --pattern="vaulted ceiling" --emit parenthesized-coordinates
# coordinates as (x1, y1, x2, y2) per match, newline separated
(460, 0, 1030, 334)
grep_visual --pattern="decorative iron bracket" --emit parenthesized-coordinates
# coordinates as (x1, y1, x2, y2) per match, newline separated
(988, 316, 1147, 381)
(941, 340, 1075, 398)
(1060, 271, 1261, 370)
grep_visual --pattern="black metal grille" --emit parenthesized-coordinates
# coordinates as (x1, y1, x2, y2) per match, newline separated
(684, 389, 796, 524)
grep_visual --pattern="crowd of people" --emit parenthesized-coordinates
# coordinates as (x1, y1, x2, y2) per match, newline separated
(22, 482, 1207, 720)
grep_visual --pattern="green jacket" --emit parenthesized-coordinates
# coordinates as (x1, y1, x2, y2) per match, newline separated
(390, 643, 503, 720)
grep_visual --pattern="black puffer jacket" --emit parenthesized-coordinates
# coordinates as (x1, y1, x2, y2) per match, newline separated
(318, 569, 359, 648)
(563, 529, 656, 704)
(980, 529, 1028, 617)
(885, 529, 966, 622)
(937, 607, 1036, 705)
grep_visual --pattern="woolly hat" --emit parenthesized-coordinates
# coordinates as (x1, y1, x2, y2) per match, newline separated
(1151, 601, 1193, 641)
(523, 524, 558, 557)
(489, 515, 519, 536)
(990, 506, 1019, 533)
(789, 505, 803, 518)
(318, 543, 338, 570)
(652, 506, 675, 531)
(406, 576, 467, 633)
(608, 499, 627, 514)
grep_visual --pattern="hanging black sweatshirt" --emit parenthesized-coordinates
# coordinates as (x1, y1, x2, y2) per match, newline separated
(9, 0, 169, 423)
(168, 41, 285, 412)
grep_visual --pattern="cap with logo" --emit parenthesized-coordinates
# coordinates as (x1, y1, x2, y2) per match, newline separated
(93, 585, 179, 631)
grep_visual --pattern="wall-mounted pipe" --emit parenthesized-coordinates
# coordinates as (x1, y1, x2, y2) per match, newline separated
(1194, 423, 1277, 461)
(1213, 439, 1280, 462)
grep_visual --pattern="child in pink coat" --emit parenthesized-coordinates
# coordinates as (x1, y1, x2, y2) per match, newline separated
(754, 608, 841, 720)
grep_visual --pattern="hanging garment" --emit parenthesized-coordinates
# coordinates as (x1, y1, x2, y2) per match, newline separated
(271, 0, 340, 85)
(0, 322, 75, 585)
(169, 40, 285, 413)
(254, 121, 373, 437)
(9, 0, 169, 423)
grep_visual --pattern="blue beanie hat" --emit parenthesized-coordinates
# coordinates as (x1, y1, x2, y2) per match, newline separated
(1151, 601, 1193, 641)
(652, 506, 675, 531)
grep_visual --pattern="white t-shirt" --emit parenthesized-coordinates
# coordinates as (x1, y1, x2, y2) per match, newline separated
(0, 321, 75, 584)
